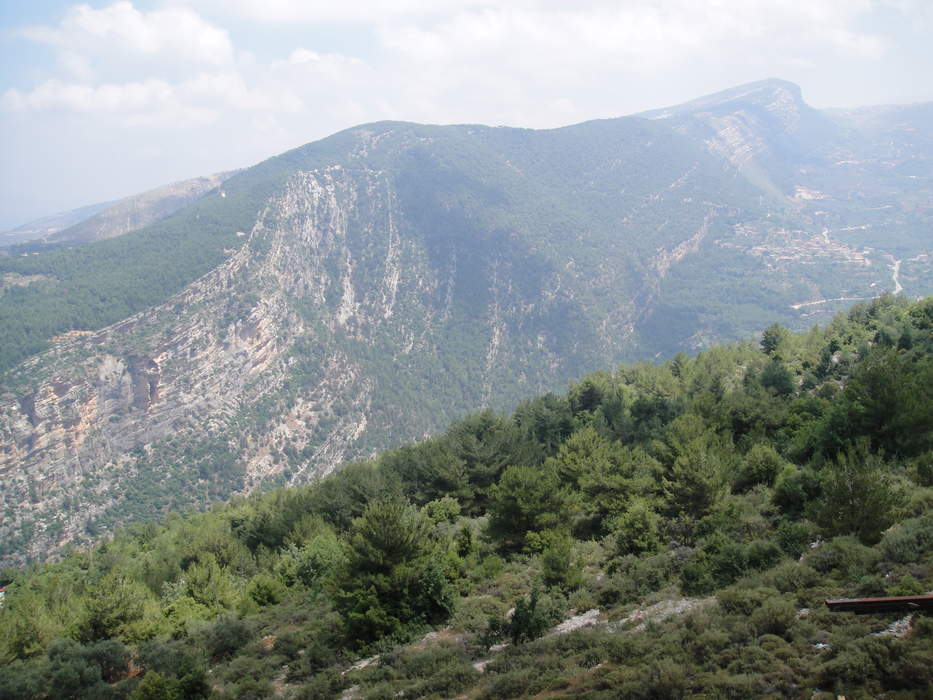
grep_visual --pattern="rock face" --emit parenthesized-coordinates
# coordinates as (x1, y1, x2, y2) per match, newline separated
(0, 159, 621, 562)
(1, 80, 931, 565)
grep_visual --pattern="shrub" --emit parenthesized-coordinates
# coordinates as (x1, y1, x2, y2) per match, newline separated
(450, 595, 508, 633)
(735, 444, 785, 492)
(131, 670, 181, 700)
(246, 574, 286, 607)
(601, 553, 677, 604)
(750, 598, 796, 636)
(773, 465, 820, 516)
(681, 556, 717, 596)
(747, 539, 783, 571)
(811, 443, 906, 545)
(613, 498, 662, 556)
(197, 615, 252, 660)
(762, 561, 820, 594)
(879, 513, 933, 564)
(776, 519, 816, 558)
(885, 574, 925, 597)
(539, 531, 583, 591)
(718, 587, 774, 617)
(509, 590, 555, 644)
(806, 536, 880, 579)
(293, 673, 346, 700)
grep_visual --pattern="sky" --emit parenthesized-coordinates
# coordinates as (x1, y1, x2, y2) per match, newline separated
(1, 0, 932, 230)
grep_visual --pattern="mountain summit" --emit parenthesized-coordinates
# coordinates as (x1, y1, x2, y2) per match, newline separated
(642, 79, 838, 196)
(641, 78, 808, 121)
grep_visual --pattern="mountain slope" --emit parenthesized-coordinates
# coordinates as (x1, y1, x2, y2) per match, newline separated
(1, 296, 930, 698)
(0, 81, 931, 565)
(0, 117, 758, 563)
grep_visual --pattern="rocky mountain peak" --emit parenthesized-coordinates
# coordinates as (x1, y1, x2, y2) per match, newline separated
(642, 78, 808, 125)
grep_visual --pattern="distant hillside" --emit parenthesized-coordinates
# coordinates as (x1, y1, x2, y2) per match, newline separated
(43, 172, 236, 246)
(0, 201, 114, 248)
(0, 79, 931, 566)
(1, 172, 236, 252)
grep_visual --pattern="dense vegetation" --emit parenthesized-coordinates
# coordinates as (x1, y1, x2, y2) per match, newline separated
(1, 295, 931, 699)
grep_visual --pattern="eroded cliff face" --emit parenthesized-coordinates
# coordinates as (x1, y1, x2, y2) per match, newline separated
(0, 164, 591, 564)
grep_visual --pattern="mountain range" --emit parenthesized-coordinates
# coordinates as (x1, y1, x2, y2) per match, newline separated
(0, 78, 930, 565)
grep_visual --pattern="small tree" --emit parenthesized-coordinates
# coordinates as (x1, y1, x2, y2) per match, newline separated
(487, 464, 567, 551)
(77, 575, 148, 643)
(761, 323, 791, 358)
(812, 441, 905, 545)
(539, 531, 583, 590)
(333, 499, 453, 647)
(613, 497, 662, 556)
(508, 590, 553, 644)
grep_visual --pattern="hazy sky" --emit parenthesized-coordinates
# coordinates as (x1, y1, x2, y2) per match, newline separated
(2, 0, 932, 230)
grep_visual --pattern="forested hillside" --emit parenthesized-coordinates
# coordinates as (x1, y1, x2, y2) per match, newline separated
(1, 295, 931, 699)
(3, 80, 931, 568)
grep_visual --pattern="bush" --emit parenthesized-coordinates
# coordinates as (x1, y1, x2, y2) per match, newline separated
(231, 676, 273, 699)
(612, 498, 661, 556)
(293, 673, 347, 700)
(762, 561, 819, 594)
(811, 443, 906, 545)
(245, 574, 286, 607)
(750, 598, 796, 636)
(681, 556, 717, 596)
(734, 444, 785, 492)
(508, 590, 561, 645)
(773, 465, 820, 516)
(197, 615, 252, 660)
(136, 640, 210, 699)
(879, 513, 933, 564)
(719, 587, 774, 617)
(539, 531, 583, 591)
(601, 553, 678, 604)
(806, 536, 880, 579)
(777, 519, 816, 558)
(450, 595, 507, 633)
(131, 670, 180, 700)
(747, 539, 783, 571)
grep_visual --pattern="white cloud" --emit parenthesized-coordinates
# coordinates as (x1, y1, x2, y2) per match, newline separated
(173, 0, 486, 24)
(1, 66, 315, 131)
(381, 0, 885, 75)
(4, 0, 893, 128)
(23, 1, 234, 80)
(2, 2, 348, 127)
(2, 78, 218, 128)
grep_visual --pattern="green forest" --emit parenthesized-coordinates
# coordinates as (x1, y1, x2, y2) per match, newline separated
(1, 294, 931, 699)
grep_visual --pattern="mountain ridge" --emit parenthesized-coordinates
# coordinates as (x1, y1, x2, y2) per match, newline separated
(0, 79, 930, 565)
(0, 172, 237, 251)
